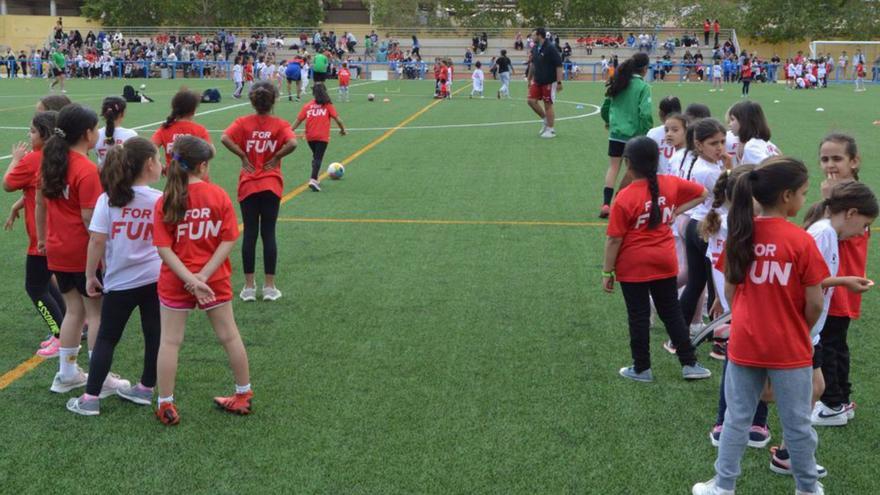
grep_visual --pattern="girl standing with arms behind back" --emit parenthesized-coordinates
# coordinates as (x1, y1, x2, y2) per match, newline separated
(693, 157, 827, 495)
(152, 135, 252, 426)
(221, 82, 298, 302)
(603, 136, 711, 383)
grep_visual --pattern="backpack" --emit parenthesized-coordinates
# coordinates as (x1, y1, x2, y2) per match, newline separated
(201, 88, 221, 103)
(122, 85, 140, 102)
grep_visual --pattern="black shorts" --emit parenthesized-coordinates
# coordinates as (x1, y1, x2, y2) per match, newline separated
(813, 343, 823, 369)
(53, 68, 64, 77)
(53, 270, 102, 297)
(608, 139, 627, 158)
(313, 71, 327, 82)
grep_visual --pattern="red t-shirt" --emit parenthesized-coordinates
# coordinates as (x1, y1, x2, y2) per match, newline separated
(724, 217, 830, 369)
(244, 63, 254, 81)
(338, 68, 351, 86)
(42, 151, 103, 272)
(704, 21, 711, 33)
(607, 175, 705, 282)
(297, 100, 338, 143)
(151, 120, 212, 167)
(829, 230, 869, 319)
(742, 63, 752, 78)
(223, 114, 296, 202)
(4, 150, 42, 256)
(153, 181, 239, 292)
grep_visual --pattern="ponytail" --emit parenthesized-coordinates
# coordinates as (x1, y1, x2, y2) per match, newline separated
(726, 157, 809, 284)
(41, 104, 98, 199)
(162, 135, 213, 224)
(101, 96, 127, 145)
(700, 165, 754, 240)
(684, 118, 726, 180)
(162, 88, 200, 129)
(101, 136, 156, 207)
(605, 53, 649, 98)
(623, 136, 662, 229)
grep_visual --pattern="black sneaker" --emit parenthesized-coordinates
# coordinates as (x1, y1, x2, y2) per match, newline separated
(709, 341, 727, 360)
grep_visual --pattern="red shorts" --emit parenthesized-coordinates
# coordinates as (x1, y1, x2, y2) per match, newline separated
(158, 275, 232, 311)
(528, 82, 556, 103)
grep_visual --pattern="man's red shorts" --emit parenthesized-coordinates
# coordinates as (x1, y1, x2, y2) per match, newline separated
(528, 82, 556, 103)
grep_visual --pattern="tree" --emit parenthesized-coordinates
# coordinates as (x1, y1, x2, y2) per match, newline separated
(81, 0, 325, 26)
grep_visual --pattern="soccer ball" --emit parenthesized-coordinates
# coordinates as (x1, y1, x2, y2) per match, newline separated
(367, 93, 375, 101)
(140, 84, 146, 90)
(328, 162, 344, 180)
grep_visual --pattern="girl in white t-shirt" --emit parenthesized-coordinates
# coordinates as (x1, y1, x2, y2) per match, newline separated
(727, 100, 780, 166)
(646, 96, 682, 176)
(67, 137, 164, 416)
(232, 56, 244, 99)
(94, 96, 137, 168)
(470, 61, 485, 98)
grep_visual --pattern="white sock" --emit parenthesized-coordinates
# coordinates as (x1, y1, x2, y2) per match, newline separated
(59, 347, 80, 377)
(157, 395, 174, 405)
(88, 350, 92, 361)
(547, 127, 555, 132)
(235, 383, 252, 394)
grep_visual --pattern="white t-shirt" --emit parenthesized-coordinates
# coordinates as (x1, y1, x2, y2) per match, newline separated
(472, 69, 484, 90)
(713, 64, 722, 78)
(787, 64, 797, 78)
(807, 219, 839, 344)
(740, 138, 780, 166)
(671, 148, 691, 179)
(706, 214, 729, 311)
(233, 64, 243, 82)
(647, 125, 677, 175)
(94, 126, 138, 167)
(601, 59, 609, 70)
(725, 130, 740, 167)
(818, 64, 827, 77)
(686, 156, 724, 221)
(89, 186, 163, 292)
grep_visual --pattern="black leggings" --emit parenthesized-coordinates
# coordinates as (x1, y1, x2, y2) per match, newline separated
(680, 218, 715, 325)
(239, 190, 280, 275)
(308, 140, 329, 180)
(620, 277, 697, 372)
(819, 316, 851, 407)
(742, 77, 751, 95)
(25, 254, 66, 337)
(85, 283, 161, 396)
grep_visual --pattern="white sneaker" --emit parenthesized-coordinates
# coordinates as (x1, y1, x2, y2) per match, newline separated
(812, 401, 848, 426)
(240, 286, 257, 302)
(692, 478, 735, 495)
(538, 123, 547, 135)
(50, 367, 88, 393)
(308, 179, 322, 192)
(99, 372, 131, 399)
(796, 481, 824, 495)
(262, 286, 282, 301)
(540, 129, 556, 139)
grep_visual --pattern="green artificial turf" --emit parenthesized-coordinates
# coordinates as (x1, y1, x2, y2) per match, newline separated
(0, 76, 878, 494)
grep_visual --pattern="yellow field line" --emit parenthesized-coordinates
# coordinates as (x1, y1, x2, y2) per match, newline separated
(0, 356, 45, 390)
(277, 217, 607, 228)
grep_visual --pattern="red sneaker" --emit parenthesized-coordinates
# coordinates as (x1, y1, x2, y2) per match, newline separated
(599, 205, 611, 219)
(156, 402, 180, 426)
(214, 390, 253, 415)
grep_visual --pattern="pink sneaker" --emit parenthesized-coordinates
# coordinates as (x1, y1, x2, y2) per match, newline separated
(36, 337, 60, 358)
(40, 334, 57, 348)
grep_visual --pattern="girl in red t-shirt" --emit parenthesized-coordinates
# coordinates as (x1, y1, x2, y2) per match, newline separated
(292, 84, 346, 192)
(694, 157, 827, 495)
(151, 89, 212, 172)
(3, 111, 66, 357)
(152, 135, 252, 425)
(35, 104, 110, 395)
(221, 82, 297, 302)
(603, 136, 711, 383)
(740, 57, 753, 97)
(813, 133, 869, 426)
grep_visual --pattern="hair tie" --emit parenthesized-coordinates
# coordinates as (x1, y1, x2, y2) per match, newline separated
(173, 153, 190, 171)
(53, 128, 66, 139)
(748, 170, 759, 182)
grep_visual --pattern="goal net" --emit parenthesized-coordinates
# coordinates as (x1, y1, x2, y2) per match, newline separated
(810, 41, 880, 81)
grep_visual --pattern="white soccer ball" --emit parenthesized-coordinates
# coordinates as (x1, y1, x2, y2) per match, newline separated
(816, 107, 825, 112)
(140, 84, 146, 90)
(367, 93, 375, 101)
(773, 100, 780, 103)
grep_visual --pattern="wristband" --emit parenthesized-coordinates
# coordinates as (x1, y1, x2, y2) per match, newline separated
(602, 270, 615, 278)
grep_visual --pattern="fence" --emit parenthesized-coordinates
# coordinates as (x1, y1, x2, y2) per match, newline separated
(3, 58, 878, 85)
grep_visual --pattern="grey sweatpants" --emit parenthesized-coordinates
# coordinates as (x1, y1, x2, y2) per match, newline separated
(499, 71, 511, 96)
(714, 362, 819, 492)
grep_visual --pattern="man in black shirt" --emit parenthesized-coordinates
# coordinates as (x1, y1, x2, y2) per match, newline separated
(495, 49, 514, 99)
(527, 28, 563, 138)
